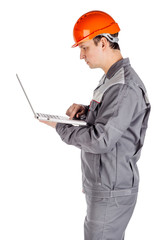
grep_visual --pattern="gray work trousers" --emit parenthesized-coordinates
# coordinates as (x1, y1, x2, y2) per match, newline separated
(84, 193, 137, 240)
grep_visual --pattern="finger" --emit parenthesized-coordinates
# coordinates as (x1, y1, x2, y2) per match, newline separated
(39, 119, 51, 125)
(69, 106, 78, 119)
(66, 104, 75, 116)
(76, 112, 82, 118)
(76, 107, 85, 118)
(39, 120, 57, 128)
(76, 111, 82, 118)
(66, 107, 71, 116)
(39, 120, 47, 123)
(66, 104, 77, 119)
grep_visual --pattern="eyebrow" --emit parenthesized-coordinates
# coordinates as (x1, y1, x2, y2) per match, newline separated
(79, 44, 85, 49)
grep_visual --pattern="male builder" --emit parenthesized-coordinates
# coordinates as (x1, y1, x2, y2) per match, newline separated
(40, 10, 151, 240)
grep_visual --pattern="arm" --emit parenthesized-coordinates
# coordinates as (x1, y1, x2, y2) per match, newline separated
(56, 85, 138, 154)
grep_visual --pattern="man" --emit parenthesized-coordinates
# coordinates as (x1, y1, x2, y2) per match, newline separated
(40, 10, 151, 240)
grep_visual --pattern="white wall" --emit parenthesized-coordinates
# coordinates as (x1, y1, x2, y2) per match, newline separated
(0, 0, 159, 239)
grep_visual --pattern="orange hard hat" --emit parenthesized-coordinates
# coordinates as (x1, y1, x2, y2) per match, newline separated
(72, 10, 120, 48)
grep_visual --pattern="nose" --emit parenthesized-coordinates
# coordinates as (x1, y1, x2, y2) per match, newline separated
(80, 49, 85, 60)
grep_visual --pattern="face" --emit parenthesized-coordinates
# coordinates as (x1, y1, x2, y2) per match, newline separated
(79, 39, 103, 69)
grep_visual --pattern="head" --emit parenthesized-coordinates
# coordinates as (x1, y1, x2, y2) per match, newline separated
(72, 11, 121, 73)
(78, 33, 121, 72)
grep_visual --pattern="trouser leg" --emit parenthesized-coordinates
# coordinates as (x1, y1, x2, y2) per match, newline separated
(84, 193, 137, 240)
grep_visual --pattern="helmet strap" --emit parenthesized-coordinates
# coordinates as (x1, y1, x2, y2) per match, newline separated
(99, 33, 119, 43)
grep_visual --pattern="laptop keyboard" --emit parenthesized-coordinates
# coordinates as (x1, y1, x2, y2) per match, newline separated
(36, 113, 68, 120)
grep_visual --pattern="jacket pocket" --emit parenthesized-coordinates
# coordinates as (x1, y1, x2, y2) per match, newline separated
(81, 151, 102, 186)
(129, 159, 139, 187)
(94, 154, 102, 185)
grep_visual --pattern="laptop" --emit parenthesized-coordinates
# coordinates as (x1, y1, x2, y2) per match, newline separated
(16, 74, 87, 126)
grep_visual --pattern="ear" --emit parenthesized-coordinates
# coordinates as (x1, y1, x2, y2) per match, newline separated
(101, 37, 109, 50)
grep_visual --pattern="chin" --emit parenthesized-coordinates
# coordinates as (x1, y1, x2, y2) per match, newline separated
(89, 65, 97, 69)
(87, 63, 94, 68)
(87, 62, 97, 69)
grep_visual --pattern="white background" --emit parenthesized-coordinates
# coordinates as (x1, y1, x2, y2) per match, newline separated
(0, 0, 159, 239)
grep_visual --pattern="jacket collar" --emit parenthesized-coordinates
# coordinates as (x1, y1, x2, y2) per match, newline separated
(96, 58, 130, 90)
(106, 58, 130, 79)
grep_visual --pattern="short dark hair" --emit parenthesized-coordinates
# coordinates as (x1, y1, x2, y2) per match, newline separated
(93, 33, 120, 50)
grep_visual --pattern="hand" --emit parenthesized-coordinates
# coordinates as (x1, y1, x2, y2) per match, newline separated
(66, 103, 86, 119)
(39, 120, 57, 128)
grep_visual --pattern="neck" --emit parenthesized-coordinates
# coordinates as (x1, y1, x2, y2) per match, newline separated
(102, 50, 123, 74)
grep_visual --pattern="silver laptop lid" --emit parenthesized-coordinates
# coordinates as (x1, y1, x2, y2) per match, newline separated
(16, 74, 37, 118)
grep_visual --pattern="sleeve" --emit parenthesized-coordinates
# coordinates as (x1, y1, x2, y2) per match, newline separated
(56, 85, 138, 154)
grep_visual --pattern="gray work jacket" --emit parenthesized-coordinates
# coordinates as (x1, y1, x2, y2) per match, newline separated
(56, 58, 151, 198)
